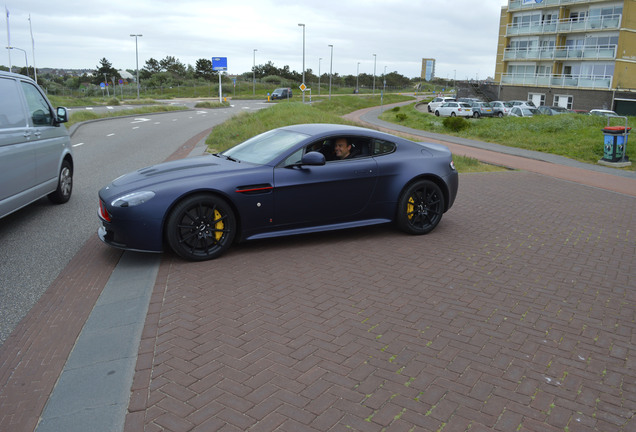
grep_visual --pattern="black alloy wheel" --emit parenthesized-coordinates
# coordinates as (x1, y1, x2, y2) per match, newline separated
(166, 194, 236, 261)
(397, 180, 445, 235)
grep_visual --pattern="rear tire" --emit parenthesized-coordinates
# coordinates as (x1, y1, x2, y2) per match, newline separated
(48, 160, 73, 204)
(397, 180, 444, 235)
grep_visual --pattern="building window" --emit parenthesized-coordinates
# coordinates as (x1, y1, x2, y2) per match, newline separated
(529, 93, 546, 106)
(553, 95, 573, 109)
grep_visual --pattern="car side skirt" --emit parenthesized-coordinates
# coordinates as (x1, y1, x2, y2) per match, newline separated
(243, 218, 392, 241)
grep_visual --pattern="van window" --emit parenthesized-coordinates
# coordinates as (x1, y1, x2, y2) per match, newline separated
(20, 81, 53, 126)
(0, 78, 27, 128)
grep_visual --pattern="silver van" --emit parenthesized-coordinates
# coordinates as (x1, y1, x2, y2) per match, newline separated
(0, 71, 73, 218)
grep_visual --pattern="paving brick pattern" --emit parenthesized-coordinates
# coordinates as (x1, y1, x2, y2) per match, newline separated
(126, 171, 636, 431)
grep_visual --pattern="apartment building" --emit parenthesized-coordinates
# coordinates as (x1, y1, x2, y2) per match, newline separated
(494, 0, 636, 114)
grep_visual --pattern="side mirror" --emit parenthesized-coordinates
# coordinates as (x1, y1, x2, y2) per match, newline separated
(56, 107, 69, 123)
(301, 151, 326, 166)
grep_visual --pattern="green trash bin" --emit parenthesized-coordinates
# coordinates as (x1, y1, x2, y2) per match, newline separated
(601, 126, 630, 162)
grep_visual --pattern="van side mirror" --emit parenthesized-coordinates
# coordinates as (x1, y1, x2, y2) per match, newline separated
(56, 107, 69, 123)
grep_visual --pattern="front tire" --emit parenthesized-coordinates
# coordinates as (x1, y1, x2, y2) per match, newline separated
(397, 180, 444, 235)
(434, 110, 440, 117)
(473, 112, 480, 118)
(48, 159, 73, 204)
(166, 194, 236, 261)
(450, 112, 456, 117)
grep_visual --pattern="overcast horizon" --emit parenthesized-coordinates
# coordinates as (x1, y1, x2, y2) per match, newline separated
(3, 1, 509, 81)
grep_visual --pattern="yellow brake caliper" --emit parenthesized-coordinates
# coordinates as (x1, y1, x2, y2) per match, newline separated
(407, 197, 415, 220)
(214, 209, 224, 241)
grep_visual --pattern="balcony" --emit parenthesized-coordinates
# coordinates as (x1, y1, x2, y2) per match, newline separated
(509, 0, 608, 11)
(503, 44, 617, 61)
(506, 14, 621, 36)
(501, 72, 612, 89)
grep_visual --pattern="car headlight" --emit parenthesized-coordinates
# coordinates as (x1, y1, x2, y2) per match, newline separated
(112, 191, 155, 208)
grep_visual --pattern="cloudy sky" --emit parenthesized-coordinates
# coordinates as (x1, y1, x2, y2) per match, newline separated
(3, 0, 508, 81)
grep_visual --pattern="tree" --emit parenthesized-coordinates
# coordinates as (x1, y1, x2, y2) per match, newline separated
(94, 57, 120, 86)
(195, 58, 215, 81)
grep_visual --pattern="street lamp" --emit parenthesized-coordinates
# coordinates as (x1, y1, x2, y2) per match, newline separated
(298, 23, 305, 103)
(253, 48, 257, 96)
(328, 44, 333, 100)
(130, 34, 142, 99)
(318, 57, 322, 96)
(356, 62, 360, 94)
(372, 54, 377, 95)
(7, 46, 29, 77)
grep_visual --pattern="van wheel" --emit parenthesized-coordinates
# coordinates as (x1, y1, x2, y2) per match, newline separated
(48, 160, 73, 204)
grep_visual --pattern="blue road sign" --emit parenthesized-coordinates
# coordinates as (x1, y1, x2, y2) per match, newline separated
(212, 57, 227, 71)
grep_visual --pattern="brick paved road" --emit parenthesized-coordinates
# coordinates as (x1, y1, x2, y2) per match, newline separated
(126, 171, 636, 431)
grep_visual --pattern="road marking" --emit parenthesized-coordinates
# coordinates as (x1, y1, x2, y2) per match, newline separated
(131, 118, 150, 124)
(132, 126, 140, 130)
(107, 133, 115, 137)
(72, 143, 84, 147)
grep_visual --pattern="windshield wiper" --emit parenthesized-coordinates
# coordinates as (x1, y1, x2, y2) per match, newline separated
(216, 153, 240, 162)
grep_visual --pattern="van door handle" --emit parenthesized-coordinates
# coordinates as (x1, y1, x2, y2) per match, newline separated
(33, 131, 41, 138)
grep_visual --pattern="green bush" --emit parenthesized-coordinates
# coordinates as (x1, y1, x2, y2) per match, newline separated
(442, 116, 469, 131)
(395, 113, 407, 122)
(107, 98, 120, 106)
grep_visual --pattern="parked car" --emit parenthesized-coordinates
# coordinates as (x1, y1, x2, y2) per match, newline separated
(435, 102, 473, 118)
(537, 106, 571, 115)
(0, 71, 74, 219)
(509, 100, 537, 108)
(271, 87, 293, 100)
(427, 96, 456, 113)
(509, 106, 539, 117)
(589, 109, 618, 117)
(490, 101, 513, 117)
(469, 102, 495, 118)
(98, 124, 459, 261)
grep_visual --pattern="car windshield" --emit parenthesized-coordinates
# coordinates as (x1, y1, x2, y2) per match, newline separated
(222, 129, 309, 164)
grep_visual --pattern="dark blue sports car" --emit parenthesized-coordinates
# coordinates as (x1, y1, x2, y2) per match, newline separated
(98, 124, 458, 261)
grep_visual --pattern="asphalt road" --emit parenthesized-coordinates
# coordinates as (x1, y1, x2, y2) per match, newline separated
(0, 100, 270, 345)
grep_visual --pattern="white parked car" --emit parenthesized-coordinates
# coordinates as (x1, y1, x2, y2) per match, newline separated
(427, 96, 456, 113)
(434, 102, 473, 118)
(509, 100, 536, 108)
(589, 109, 618, 117)
(509, 106, 539, 117)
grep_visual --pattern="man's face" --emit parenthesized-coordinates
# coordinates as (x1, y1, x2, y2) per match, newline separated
(334, 139, 350, 159)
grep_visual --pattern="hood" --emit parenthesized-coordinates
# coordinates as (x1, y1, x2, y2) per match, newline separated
(103, 155, 253, 195)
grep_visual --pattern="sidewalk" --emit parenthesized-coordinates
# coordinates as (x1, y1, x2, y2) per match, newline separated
(1, 106, 634, 432)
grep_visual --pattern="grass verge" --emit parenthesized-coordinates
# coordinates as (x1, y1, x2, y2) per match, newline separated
(380, 103, 634, 171)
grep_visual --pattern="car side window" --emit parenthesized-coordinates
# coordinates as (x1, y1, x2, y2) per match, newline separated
(20, 81, 53, 126)
(371, 139, 396, 156)
(0, 77, 27, 129)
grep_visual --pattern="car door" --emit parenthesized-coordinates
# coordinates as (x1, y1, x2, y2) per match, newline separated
(19, 80, 65, 188)
(272, 141, 378, 228)
(0, 76, 34, 204)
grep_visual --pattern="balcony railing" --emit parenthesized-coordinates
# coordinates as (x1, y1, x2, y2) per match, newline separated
(509, 0, 607, 11)
(506, 14, 621, 36)
(501, 73, 612, 89)
(503, 44, 617, 61)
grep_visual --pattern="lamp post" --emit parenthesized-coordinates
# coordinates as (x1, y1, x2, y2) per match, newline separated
(328, 44, 333, 100)
(372, 54, 377, 95)
(318, 57, 322, 95)
(298, 23, 305, 103)
(356, 62, 360, 94)
(130, 34, 142, 99)
(253, 48, 257, 96)
(7, 46, 28, 78)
